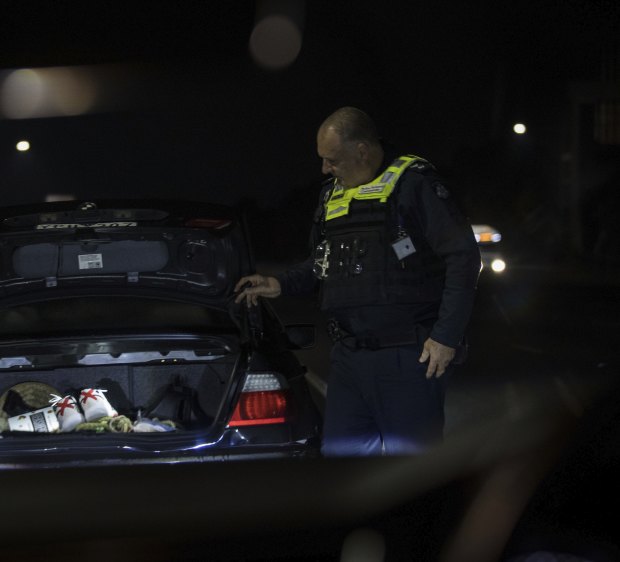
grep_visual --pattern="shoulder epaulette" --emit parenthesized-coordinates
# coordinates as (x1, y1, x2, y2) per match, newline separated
(406, 155, 436, 174)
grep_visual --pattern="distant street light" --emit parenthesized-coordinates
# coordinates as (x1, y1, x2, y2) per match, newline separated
(16, 140, 30, 151)
(513, 123, 527, 135)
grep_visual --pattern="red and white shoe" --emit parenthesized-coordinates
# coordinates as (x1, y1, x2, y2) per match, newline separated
(79, 388, 118, 421)
(50, 394, 85, 432)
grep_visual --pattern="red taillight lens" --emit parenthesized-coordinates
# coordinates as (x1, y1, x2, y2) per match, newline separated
(228, 390, 291, 427)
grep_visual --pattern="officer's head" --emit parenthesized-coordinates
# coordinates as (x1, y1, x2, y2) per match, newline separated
(317, 107, 384, 188)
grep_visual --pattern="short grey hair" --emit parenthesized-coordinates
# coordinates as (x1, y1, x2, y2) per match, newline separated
(319, 106, 380, 146)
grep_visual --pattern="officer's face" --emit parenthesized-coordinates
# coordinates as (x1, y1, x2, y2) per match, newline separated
(317, 127, 368, 188)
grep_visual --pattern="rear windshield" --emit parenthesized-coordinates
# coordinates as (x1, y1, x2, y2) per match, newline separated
(0, 296, 236, 337)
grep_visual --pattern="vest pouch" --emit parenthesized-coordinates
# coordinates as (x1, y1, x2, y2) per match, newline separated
(320, 229, 390, 309)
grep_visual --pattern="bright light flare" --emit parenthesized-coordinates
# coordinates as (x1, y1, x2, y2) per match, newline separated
(16, 140, 30, 152)
(1, 66, 96, 119)
(491, 259, 506, 273)
(513, 123, 527, 135)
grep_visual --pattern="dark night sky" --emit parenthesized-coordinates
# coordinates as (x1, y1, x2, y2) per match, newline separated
(1, 0, 619, 253)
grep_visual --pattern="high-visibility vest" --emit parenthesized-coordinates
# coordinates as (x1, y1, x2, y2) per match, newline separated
(315, 155, 446, 310)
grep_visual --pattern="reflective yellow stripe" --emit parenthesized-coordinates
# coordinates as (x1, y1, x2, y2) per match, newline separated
(324, 154, 427, 221)
(325, 203, 350, 220)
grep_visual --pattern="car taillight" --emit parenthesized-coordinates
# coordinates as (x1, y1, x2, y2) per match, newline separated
(228, 373, 292, 427)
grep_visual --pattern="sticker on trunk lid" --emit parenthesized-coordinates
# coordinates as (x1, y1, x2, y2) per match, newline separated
(78, 253, 103, 269)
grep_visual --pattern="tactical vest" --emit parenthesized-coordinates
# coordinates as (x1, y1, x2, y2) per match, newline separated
(314, 155, 446, 311)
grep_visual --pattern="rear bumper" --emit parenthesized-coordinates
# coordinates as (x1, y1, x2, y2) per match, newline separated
(0, 441, 321, 470)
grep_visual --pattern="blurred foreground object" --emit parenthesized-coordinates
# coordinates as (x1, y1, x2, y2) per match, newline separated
(249, 0, 305, 70)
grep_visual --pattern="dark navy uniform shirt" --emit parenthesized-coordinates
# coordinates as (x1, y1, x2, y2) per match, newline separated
(276, 148, 481, 348)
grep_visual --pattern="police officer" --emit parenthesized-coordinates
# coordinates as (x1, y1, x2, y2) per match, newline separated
(235, 107, 480, 456)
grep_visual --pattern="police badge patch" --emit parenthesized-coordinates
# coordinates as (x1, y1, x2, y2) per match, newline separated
(433, 182, 450, 199)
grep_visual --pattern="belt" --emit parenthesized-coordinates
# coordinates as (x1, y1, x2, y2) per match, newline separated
(326, 319, 423, 350)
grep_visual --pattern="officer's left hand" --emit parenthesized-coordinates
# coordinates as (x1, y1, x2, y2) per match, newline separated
(419, 338, 455, 378)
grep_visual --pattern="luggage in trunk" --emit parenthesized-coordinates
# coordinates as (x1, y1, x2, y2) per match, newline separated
(0, 358, 238, 433)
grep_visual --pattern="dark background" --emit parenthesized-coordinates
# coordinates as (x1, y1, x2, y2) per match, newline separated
(1, 4, 620, 559)
(1, 0, 619, 264)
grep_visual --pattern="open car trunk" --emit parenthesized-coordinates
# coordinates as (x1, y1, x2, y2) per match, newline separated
(0, 296, 320, 467)
(0, 332, 252, 464)
(0, 345, 240, 431)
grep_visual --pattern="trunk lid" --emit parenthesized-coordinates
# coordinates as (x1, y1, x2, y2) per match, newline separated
(0, 199, 252, 305)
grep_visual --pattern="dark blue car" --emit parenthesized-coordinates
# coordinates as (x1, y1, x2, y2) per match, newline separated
(0, 199, 321, 467)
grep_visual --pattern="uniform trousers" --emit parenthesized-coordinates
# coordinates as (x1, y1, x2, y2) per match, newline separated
(321, 341, 449, 456)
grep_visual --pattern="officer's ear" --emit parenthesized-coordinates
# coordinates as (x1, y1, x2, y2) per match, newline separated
(356, 141, 370, 163)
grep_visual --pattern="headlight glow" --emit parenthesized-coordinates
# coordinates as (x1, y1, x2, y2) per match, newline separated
(491, 259, 506, 273)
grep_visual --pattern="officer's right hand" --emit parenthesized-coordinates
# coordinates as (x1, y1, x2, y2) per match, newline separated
(234, 274, 281, 306)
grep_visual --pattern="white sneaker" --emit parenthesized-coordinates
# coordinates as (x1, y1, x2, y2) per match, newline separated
(50, 394, 86, 432)
(79, 389, 118, 422)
